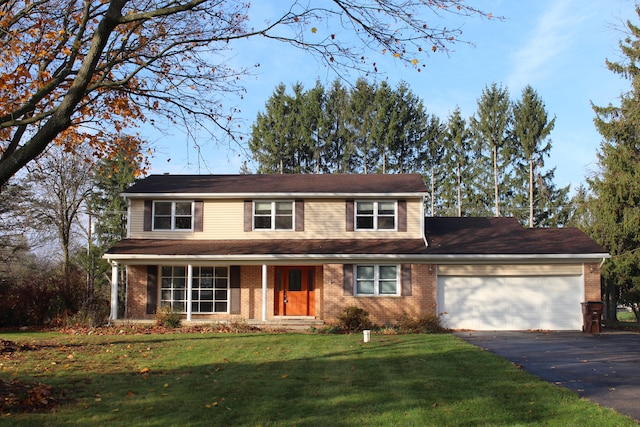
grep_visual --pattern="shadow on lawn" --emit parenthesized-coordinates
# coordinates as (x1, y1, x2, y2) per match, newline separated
(4, 334, 623, 426)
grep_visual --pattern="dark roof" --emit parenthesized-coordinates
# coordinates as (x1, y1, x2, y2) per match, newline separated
(123, 174, 427, 195)
(106, 217, 607, 259)
(424, 217, 607, 255)
(106, 238, 428, 256)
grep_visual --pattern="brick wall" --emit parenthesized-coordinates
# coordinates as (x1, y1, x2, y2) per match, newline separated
(322, 263, 437, 325)
(126, 265, 150, 319)
(584, 262, 602, 301)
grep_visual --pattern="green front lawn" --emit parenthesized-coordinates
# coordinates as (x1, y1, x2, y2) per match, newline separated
(0, 330, 635, 426)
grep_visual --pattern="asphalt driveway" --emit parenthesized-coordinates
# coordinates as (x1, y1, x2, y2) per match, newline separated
(456, 331, 640, 423)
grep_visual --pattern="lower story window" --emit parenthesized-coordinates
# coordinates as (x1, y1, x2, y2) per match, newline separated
(160, 266, 229, 313)
(355, 265, 399, 296)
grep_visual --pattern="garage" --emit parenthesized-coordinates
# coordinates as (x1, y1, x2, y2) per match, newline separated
(437, 265, 584, 331)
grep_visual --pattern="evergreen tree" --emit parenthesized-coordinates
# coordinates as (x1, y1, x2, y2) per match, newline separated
(472, 83, 512, 216)
(589, 8, 640, 321)
(324, 80, 355, 173)
(512, 85, 556, 227)
(418, 115, 446, 216)
(349, 79, 378, 173)
(443, 107, 473, 216)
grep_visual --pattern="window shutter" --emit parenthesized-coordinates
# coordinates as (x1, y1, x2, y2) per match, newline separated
(295, 200, 304, 231)
(401, 264, 412, 296)
(345, 200, 354, 231)
(244, 200, 252, 232)
(343, 264, 354, 295)
(146, 265, 158, 314)
(229, 266, 241, 314)
(398, 200, 407, 232)
(193, 201, 204, 232)
(143, 200, 153, 231)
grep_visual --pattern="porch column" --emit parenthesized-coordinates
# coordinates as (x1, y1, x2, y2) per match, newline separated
(262, 264, 268, 322)
(109, 262, 118, 322)
(187, 264, 193, 321)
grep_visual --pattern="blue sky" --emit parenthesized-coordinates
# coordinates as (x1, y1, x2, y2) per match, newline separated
(146, 0, 637, 193)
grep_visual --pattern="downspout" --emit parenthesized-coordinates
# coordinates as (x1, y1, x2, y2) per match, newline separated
(109, 260, 118, 322)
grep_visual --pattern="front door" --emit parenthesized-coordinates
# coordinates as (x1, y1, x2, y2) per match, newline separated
(275, 267, 315, 316)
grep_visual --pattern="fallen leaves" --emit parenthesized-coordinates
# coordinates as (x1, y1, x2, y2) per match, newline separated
(0, 379, 58, 414)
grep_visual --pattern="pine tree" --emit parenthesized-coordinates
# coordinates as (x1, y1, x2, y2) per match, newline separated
(589, 8, 640, 321)
(443, 107, 473, 216)
(512, 85, 555, 227)
(472, 83, 512, 216)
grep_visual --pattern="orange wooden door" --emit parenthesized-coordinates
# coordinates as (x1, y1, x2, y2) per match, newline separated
(275, 267, 315, 316)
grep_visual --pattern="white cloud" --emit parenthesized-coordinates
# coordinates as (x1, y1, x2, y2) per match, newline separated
(507, 0, 588, 91)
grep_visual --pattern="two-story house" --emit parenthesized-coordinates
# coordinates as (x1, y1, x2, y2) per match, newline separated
(105, 174, 608, 330)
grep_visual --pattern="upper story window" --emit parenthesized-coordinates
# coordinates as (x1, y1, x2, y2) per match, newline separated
(254, 201, 293, 230)
(153, 201, 193, 231)
(355, 201, 396, 230)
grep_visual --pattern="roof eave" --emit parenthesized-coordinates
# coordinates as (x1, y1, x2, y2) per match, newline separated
(120, 192, 427, 199)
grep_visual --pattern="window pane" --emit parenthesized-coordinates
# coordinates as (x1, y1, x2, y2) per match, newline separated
(275, 215, 292, 229)
(255, 202, 272, 215)
(215, 290, 228, 300)
(174, 267, 186, 277)
(357, 266, 375, 280)
(356, 217, 374, 229)
(175, 217, 192, 229)
(378, 202, 395, 215)
(254, 216, 271, 229)
(173, 290, 185, 301)
(200, 277, 213, 288)
(357, 280, 375, 294)
(214, 302, 227, 312)
(214, 278, 228, 288)
(161, 266, 172, 276)
(214, 267, 227, 277)
(275, 201, 292, 214)
(356, 202, 374, 214)
(175, 202, 192, 216)
(161, 290, 172, 301)
(379, 281, 397, 294)
(288, 269, 302, 291)
(379, 266, 397, 280)
(201, 290, 214, 301)
(154, 202, 172, 215)
(173, 301, 185, 312)
(200, 302, 213, 313)
(154, 217, 171, 230)
(378, 217, 395, 229)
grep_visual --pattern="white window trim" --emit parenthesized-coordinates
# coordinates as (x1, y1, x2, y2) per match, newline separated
(152, 200, 194, 231)
(354, 200, 397, 231)
(253, 200, 295, 231)
(354, 264, 400, 296)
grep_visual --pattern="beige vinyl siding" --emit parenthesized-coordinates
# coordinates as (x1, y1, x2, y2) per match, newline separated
(438, 264, 583, 277)
(129, 197, 424, 240)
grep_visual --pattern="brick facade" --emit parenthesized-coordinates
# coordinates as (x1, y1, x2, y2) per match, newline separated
(584, 262, 602, 302)
(123, 262, 601, 326)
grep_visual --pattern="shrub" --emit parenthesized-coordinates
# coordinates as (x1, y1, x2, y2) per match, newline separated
(156, 305, 182, 328)
(397, 313, 448, 334)
(336, 306, 372, 333)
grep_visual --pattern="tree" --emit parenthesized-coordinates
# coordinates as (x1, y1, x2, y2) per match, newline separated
(472, 83, 512, 217)
(418, 115, 446, 216)
(588, 7, 640, 322)
(512, 85, 555, 228)
(0, 0, 492, 187)
(23, 145, 93, 313)
(443, 107, 473, 216)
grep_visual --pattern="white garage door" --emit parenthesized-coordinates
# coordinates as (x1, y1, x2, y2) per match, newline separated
(437, 275, 584, 331)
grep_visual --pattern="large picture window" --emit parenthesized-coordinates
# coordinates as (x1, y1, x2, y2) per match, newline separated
(355, 265, 399, 296)
(355, 201, 396, 230)
(254, 201, 293, 230)
(153, 201, 193, 230)
(160, 266, 229, 313)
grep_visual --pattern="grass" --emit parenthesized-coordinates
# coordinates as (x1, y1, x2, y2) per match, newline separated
(0, 330, 636, 426)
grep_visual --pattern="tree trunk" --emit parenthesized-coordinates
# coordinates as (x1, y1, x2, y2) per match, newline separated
(529, 156, 534, 228)
(456, 162, 462, 217)
(493, 145, 499, 216)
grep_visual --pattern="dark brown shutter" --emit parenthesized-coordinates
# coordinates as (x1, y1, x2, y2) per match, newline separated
(229, 266, 241, 314)
(343, 264, 353, 295)
(401, 264, 412, 296)
(398, 200, 407, 232)
(143, 200, 153, 231)
(193, 201, 204, 232)
(244, 200, 252, 232)
(146, 265, 158, 314)
(345, 200, 354, 231)
(295, 200, 304, 231)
